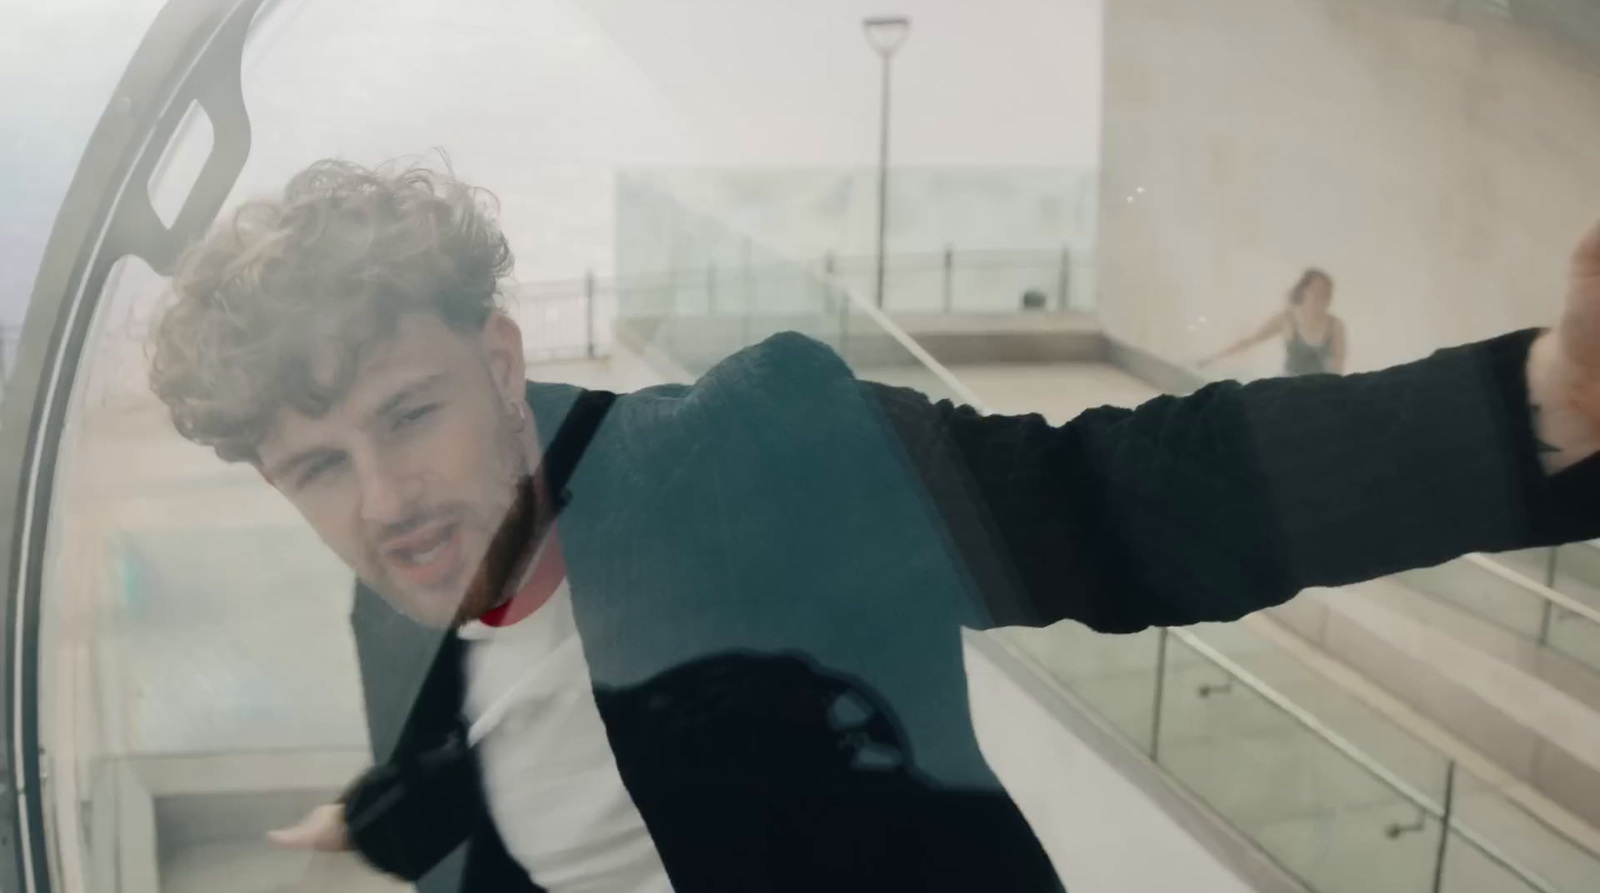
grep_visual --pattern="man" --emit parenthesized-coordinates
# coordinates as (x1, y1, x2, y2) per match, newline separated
(148, 159, 1600, 893)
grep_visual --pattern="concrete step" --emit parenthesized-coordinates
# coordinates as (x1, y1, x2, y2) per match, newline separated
(1271, 579, 1600, 831)
(1008, 613, 1600, 892)
(1492, 545, 1600, 618)
(1392, 561, 1600, 710)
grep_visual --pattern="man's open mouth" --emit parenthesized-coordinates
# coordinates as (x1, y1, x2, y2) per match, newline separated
(384, 521, 463, 588)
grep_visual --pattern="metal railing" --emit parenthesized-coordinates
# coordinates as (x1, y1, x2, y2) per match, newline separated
(1463, 551, 1600, 647)
(1396, 548, 1600, 677)
(1161, 627, 1558, 893)
(996, 622, 1579, 893)
(812, 247, 1088, 314)
(508, 246, 1091, 362)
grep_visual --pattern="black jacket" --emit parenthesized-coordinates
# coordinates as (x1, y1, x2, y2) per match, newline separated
(343, 329, 1600, 892)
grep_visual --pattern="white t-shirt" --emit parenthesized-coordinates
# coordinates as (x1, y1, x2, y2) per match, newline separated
(458, 582, 673, 893)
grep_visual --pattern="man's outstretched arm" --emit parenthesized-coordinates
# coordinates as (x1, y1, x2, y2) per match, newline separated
(871, 223, 1600, 633)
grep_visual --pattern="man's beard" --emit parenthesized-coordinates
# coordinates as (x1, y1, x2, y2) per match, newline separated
(450, 402, 543, 626)
(453, 474, 548, 625)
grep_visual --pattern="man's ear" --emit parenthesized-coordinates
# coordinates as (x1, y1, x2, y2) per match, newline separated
(481, 310, 528, 404)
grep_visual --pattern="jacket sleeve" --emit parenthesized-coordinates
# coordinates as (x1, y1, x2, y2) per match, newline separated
(866, 329, 1600, 633)
(342, 585, 486, 881)
(339, 726, 484, 882)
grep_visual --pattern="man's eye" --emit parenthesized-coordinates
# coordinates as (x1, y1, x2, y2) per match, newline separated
(298, 455, 344, 487)
(394, 404, 438, 431)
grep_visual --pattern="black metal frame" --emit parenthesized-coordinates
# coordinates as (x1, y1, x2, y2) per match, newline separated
(0, 0, 262, 889)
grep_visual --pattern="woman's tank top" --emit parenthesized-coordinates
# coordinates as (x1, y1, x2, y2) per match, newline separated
(1285, 315, 1336, 376)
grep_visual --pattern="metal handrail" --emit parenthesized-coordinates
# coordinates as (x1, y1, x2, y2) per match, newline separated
(1461, 551, 1600, 629)
(1168, 628, 1562, 893)
(1171, 629, 1439, 814)
(994, 624, 1571, 893)
(831, 279, 988, 409)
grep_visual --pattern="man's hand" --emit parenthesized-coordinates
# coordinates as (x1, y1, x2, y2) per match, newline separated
(268, 803, 350, 852)
(1528, 220, 1600, 473)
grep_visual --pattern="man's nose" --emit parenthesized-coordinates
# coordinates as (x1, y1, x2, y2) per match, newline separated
(354, 449, 423, 526)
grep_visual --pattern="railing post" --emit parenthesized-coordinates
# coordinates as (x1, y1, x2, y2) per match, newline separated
(942, 244, 954, 313)
(1150, 627, 1169, 760)
(838, 285, 850, 364)
(822, 252, 837, 312)
(742, 238, 754, 347)
(1057, 246, 1072, 311)
(1539, 547, 1559, 646)
(584, 270, 596, 359)
(1431, 760, 1457, 893)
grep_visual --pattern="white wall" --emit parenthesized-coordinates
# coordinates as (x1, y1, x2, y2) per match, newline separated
(4, 0, 1104, 326)
(1096, 0, 1600, 377)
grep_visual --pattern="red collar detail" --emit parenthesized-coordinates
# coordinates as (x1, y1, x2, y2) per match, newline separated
(478, 529, 566, 628)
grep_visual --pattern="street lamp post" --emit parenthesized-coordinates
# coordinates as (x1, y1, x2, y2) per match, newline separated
(863, 15, 910, 310)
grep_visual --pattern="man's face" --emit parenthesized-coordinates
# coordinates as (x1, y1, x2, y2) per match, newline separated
(256, 312, 532, 628)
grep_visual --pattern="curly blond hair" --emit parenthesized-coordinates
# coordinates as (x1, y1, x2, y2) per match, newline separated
(148, 159, 513, 463)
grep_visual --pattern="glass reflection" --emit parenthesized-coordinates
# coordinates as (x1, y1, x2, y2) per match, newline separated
(20, 2, 1600, 893)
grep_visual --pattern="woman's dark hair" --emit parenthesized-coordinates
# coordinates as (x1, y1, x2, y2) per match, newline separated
(1288, 268, 1333, 306)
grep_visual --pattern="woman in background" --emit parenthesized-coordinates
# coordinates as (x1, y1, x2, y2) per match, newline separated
(1203, 268, 1346, 376)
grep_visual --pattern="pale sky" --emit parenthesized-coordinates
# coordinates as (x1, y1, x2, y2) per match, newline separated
(1, 0, 1102, 325)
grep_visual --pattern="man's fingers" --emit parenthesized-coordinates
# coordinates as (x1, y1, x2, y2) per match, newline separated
(267, 804, 349, 851)
(266, 824, 316, 849)
(1573, 219, 1600, 279)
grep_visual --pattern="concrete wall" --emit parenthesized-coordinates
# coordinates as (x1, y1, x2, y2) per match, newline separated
(1096, 0, 1600, 378)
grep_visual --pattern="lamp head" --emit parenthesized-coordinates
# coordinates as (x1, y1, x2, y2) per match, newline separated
(863, 16, 911, 57)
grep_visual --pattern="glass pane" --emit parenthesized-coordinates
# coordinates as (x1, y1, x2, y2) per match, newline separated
(616, 178, 975, 401)
(1548, 543, 1600, 620)
(614, 168, 1098, 317)
(1491, 548, 1558, 587)
(1441, 832, 1546, 893)
(1451, 767, 1600, 893)
(999, 622, 1161, 751)
(882, 253, 949, 314)
(512, 279, 608, 363)
(1155, 634, 1441, 893)
(1184, 622, 1454, 805)
(32, 1, 1600, 892)
(1395, 560, 1548, 640)
(948, 250, 1068, 314)
(1547, 605, 1600, 676)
